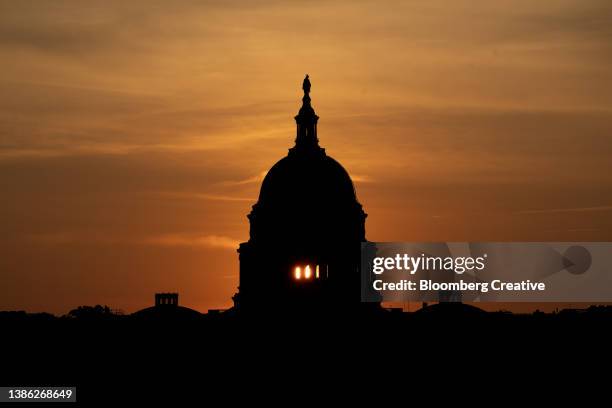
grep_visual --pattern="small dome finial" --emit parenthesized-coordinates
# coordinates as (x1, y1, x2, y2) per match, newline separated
(302, 74, 311, 95)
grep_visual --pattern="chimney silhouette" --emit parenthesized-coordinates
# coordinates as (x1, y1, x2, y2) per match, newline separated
(155, 293, 178, 307)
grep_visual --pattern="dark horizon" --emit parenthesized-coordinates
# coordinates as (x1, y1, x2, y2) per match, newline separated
(2, 0, 612, 315)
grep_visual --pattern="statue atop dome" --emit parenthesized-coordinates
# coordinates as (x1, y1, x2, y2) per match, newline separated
(302, 74, 311, 94)
(294, 75, 319, 150)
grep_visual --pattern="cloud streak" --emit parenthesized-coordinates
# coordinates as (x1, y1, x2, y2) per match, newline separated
(142, 234, 239, 250)
(27, 232, 240, 250)
(517, 206, 612, 215)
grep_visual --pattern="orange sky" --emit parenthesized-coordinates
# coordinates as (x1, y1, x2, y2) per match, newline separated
(1, 0, 612, 314)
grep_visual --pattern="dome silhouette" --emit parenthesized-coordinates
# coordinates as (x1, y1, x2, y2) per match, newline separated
(234, 76, 371, 311)
(131, 305, 202, 321)
(259, 154, 357, 207)
(132, 293, 202, 321)
(253, 151, 362, 245)
(417, 302, 486, 316)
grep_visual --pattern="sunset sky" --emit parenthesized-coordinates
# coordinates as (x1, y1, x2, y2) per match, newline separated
(1, 0, 612, 314)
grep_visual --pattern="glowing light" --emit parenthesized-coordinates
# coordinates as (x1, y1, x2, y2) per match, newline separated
(316, 265, 320, 279)
(305, 265, 312, 279)
(294, 266, 301, 280)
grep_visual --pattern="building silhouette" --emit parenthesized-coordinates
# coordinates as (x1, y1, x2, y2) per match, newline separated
(155, 292, 179, 307)
(132, 292, 201, 321)
(233, 75, 371, 312)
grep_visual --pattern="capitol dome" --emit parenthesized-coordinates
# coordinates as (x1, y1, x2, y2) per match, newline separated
(234, 75, 370, 311)
(251, 149, 364, 245)
(258, 152, 357, 209)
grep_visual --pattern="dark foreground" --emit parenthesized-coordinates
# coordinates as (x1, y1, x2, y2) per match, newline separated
(2, 305, 610, 404)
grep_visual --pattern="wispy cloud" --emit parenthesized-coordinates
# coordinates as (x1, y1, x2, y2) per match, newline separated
(517, 205, 612, 214)
(218, 171, 268, 186)
(143, 234, 239, 249)
(351, 174, 373, 183)
(27, 232, 83, 245)
(27, 232, 240, 250)
(153, 191, 255, 202)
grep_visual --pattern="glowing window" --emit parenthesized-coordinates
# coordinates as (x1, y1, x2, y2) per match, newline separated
(304, 265, 312, 279)
(316, 265, 320, 279)
(294, 266, 301, 280)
